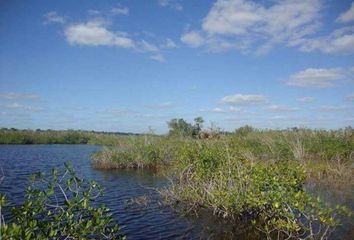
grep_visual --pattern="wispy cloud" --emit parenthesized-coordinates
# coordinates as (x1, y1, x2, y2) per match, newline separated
(337, 2, 354, 23)
(1, 103, 44, 112)
(0, 92, 39, 100)
(43, 11, 66, 24)
(229, 106, 242, 112)
(150, 54, 165, 62)
(141, 113, 169, 119)
(87, 10, 101, 16)
(111, 7, 129, 16)
(158, 0, 183, 11)
(297, 96, 315, 103)
(265, 105, 298, 112)
(140, 40, 159, 52)
(290, 26, 354, 54)
(286, 68, 347, 88)
(161, 38, 177, 49)
(319, 105, 352, 112)
(221, 94, 268, 105)
(200, 107, 226, 113)
(104, 108, 137, 115)
(145, 102, 175, 109)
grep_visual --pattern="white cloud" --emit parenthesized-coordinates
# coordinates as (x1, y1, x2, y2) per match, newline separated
(286, 68, 346, 88)
(210, 107, 226, 113)
(43, 11, 66, 24)
(319, 105, 352, 112)
(221, 94, 268, 105)
(266, 105, 298, 112)
(290, 26, 354, 54)
(0, 92, 39, 100)
(111, 7, 129, 16)
(337, 2, 354, 23)
(65, 20, 135, 48)
(297, 96, 315, 103)
(102, 108, 138, 116)
(229, 106, 242, 112)
(88, 10, 101, 16)
(182, 0, 322, 53)
(146, 102, 174, 109)
(161, 38, 177, 49)
(150, 54, 165, 62)
(158, 0, 183, 11)
(181, 31, 205, 48)
(140, 40, 159, 52)
(1, 103, 44, 112)
(141, 113, 169, 119)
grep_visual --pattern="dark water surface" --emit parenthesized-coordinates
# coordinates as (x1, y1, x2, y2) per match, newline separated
(0, 145, 352, 239)
(0, 144, 237, 239)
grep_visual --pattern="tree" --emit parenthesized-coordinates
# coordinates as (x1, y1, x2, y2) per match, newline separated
(167, 118, 194, 137)
(193, 117, 204, 134)
(167, 117, 204, 138)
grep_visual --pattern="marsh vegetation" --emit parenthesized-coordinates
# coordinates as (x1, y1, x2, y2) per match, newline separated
(0, 120, 353, 239)
(92, 119, 354, 239)
(0, 128, 134, 145)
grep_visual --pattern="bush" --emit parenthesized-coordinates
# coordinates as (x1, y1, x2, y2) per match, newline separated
(0, 163, 125, 239)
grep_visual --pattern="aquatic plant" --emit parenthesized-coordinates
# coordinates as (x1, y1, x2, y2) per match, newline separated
(162, 141, 351, 239)
(0, 163, 125, 239)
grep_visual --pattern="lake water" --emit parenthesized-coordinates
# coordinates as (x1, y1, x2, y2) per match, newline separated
(0, 145, 352, 239)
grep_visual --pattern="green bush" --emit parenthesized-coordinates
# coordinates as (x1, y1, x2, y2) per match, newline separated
(0, 163, 125, 239)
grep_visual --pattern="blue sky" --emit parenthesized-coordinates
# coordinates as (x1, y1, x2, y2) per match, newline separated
(0, 0, 353, 133)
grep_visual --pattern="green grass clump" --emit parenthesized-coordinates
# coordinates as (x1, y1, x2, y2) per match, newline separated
(92, 137, 180, 170)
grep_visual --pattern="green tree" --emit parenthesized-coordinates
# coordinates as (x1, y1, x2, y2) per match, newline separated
(167, 118, 194, 137)
(193, 117, 204, 135)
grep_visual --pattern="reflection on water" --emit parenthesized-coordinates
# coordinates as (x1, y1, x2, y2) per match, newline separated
(305, 182, 354, 239)
(0, 145, 352, 239)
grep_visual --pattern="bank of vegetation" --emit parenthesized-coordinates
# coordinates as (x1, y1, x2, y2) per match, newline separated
(0, 128, 136, 145)
(92, 118, 353, 239)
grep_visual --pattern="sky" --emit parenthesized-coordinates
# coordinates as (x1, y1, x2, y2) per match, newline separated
(0, 0, 353, 133)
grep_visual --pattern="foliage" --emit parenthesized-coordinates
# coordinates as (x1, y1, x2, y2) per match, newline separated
(0, 128, 131, 145)
(167, 117, 204, 138)
(164, 141, 351, 239)
(0, 163, 125, 240)
(92, 124, 354, 239)
(92, 136, 180, 170)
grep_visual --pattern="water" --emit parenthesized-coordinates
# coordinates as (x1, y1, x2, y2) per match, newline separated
(0, 145, 352, 239)
(0, 144, 241, 239)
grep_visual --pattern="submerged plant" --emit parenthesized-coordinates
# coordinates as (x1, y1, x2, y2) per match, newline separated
(0, 162, 125, 240)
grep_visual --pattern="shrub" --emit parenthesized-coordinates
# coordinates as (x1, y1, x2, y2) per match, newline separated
(0, 163, 125, 239)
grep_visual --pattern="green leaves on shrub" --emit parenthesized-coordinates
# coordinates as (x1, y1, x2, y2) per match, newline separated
(0, 163, 125, 240)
